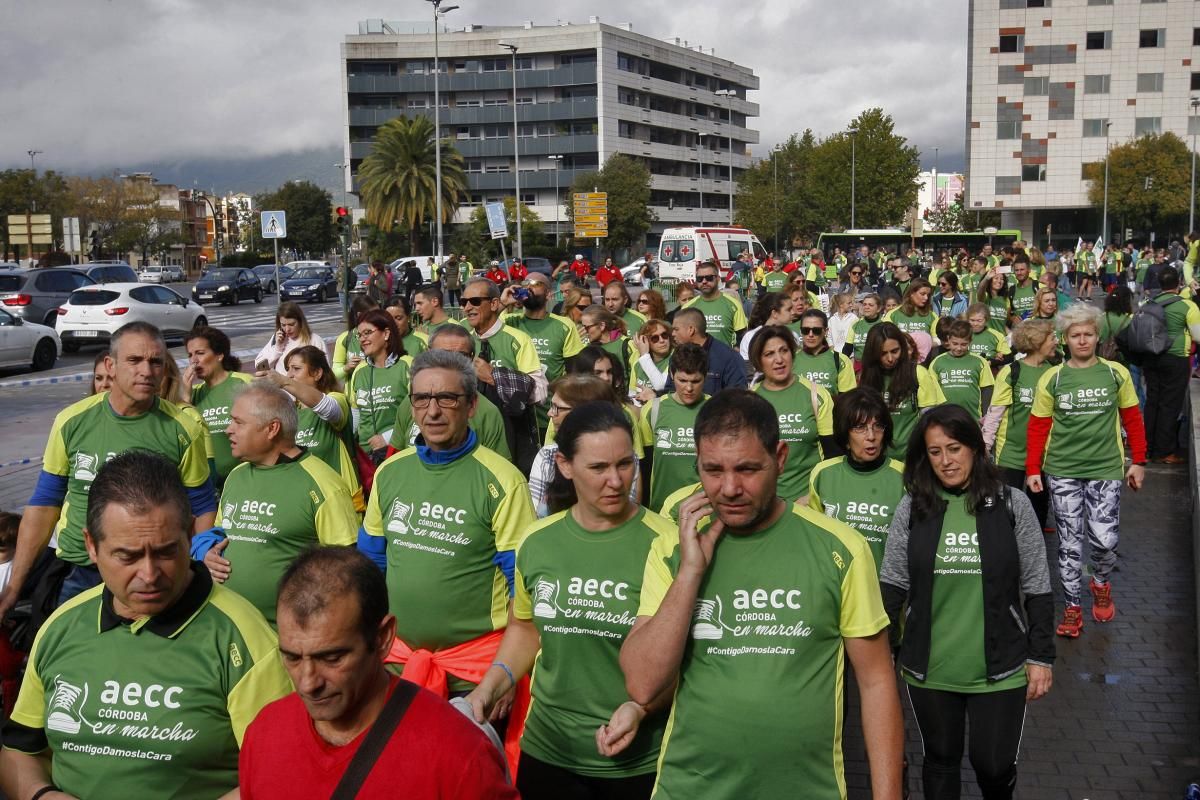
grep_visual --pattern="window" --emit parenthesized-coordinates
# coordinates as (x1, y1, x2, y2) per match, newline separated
(482, 59, 507, 72)
(456, 98, 482, 107)
(1195, 28, 1200, 47)
(1024, 76, 1049, 95)
(1137, 73, 1164, 92)
(1086, 31, 1111, 50)
(997, 120, 1021, 139)
(484, 163, 510, 173)
(1140, 29, 1165, 48)
(482, 96, 507, 106)
(1142, 0, 1165, 3)
(1189, 117, 1200, 136)
(515, 57, 534, 70)
(1027, 0, 1046, 5)
(1087, 0, 1112, 4)
(520, 193, 536, 204)
(1193, 73, 1200, 92)
(456, 126, 471, 140)
(1084, 74, 1110, 94)
(483, 125, 508, 139)
(1083, 118, 1109, 137)
(406, 98, 427, 108)
(1135, 117, 1162, 135)
(999, 34, 1024, 53)
(618, 121, 636, 139)
(1022, 164, 1046, 182)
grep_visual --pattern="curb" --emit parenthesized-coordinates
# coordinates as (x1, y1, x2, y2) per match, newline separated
(0, 348, 262, 391)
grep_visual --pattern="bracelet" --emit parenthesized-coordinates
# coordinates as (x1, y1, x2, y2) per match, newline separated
(30, 786, 58, 800)
(491, 661, 516, 690)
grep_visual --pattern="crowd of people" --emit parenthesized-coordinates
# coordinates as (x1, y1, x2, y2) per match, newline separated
(0, 233, 1195, 800)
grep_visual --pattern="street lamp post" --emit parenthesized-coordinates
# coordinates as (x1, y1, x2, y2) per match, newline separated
(548, 154, 563, 248)
(499, 41, 523, 260)
(772, 144, 780, 254)
(848, 128, 858, 229)
(697, 133, 707, 226)
(27, 149, 42, 213)
(715, 89, 736, 224)
(1102, 121, 1112, 244)
(428, 1, 458, 269)
(1191, 98, 1200, 232)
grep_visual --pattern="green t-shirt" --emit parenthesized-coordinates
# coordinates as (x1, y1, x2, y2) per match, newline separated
(792, 349, 856, 396)
(363, 444, 534, 654)
(190, 373, 252, 488)
(473, 324, 543, 375)
(631, 354, 671, 398)
(808, 456, 906, 573)
(636, 395, 707, 512)
(846, 316, 882, 361)
(1009, 284, 1037, 320)
(753, 379, 833, 502)
(503, 313, 586, 382)
(883, 308, 935, 337)
(882, 367, 947, 461)
(684, 294, 747, 347)
(513, 508, 672, 777)
(984, 297, 1009, 333)
(929, 352, 994, 418)
(620, 307, 648, 333)
(992, 360, 1052, 471)
(904, 492, 1028, 694)
(9, 569, 292, 800)
(1031, 360, 1139, 480)
(1153, 293, 1200, 357)
(763, 270, 790, 293)
(41, 394, 211, 566)
(969, 328, 1010, 362)
(295, 391, 362, 509)
(216, 453, 358, 625)
(387, 394, 511, 459)
(401, 329, 429, 358)
(348, 357, 411, 449)
(638, 505, 888, 800)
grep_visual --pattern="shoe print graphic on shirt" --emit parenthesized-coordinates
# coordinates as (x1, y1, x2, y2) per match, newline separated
(386, 499, 413, 535)
(73, 453, 98, 482)
(46, 675, 89, 735)
(532, 578, 562, 619)
(692, 595, 734, 640)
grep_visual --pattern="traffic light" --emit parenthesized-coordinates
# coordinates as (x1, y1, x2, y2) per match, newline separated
(335, 206, 350, 243)
(89, 229, 101, 260)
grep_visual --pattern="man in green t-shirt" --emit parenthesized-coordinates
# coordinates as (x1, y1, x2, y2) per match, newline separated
(1142, 266, 1200, 463)
(1008, 255, 1037, 323)
(0, 451, 291, 800)
(621, 391, 903, 799)
(683, 260, 747, 347)
(637, 344, 709, 511)
(413, 285, 460, 334)
(763, 263, 790, 294)
(361, 349, 535, 695)
(0, 322, 216, 620)
(193, 382, 358, 626)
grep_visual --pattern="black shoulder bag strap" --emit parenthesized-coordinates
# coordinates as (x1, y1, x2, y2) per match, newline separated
(330, 679, 420, 800)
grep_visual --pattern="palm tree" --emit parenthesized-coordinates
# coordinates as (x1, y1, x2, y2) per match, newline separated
(357, 115, 468, 255)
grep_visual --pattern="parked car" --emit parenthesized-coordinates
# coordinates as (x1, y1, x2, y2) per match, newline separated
(252, 264, 294, 294)
(0, 307, 60, 371)
(0, 267, 95, 327)
(191, 268, 264, 306)
(622, 258, 649, 285)
(138, 265, 184, 283)
(85, 263, 140, 284)
(281, 266, 339, 303)
(58, 283, 207, 352)
(348, 264, 371, 294)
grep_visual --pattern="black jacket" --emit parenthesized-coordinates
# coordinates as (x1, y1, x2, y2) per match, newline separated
(881, 489, 1055, 683)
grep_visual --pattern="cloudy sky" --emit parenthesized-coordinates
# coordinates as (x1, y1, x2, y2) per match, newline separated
(0, 0, 966, 185)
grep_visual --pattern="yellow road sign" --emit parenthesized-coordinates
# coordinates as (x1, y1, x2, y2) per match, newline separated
(575, 214, 608, 224)
(573, 192, 607, 201)
(575, 229, 607, 238)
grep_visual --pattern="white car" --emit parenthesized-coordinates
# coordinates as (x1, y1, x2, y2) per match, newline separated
(389, 255, 448, 283)
(57, 283, 207, 353)
(622, 258, 649, 285)
(0, 307, 60, 371)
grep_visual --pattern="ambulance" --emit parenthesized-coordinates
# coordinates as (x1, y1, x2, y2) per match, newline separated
(657, 227, 768, 282)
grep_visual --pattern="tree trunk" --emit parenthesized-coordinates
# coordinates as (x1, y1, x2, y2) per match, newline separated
(410, 223, 420, 257)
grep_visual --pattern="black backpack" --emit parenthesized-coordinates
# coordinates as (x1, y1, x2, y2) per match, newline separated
(1115, 295, 1181, 362)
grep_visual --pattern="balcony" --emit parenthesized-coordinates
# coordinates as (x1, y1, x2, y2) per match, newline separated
(347, 97, 599, 127)
(349, 133, 598, 161)
(346, 63, 598, 95)
(465, 168, 587, 191)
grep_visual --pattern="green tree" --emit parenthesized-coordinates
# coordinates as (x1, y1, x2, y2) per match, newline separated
(0, 169, 72, 260)
(448, 197, 544, 267)
(1085, 132, 1191, 232)
(357, 115, 468, 256)
(67, 175, 182, 262)
(250, 181, 336, 258)
(565, 154, 656, 257)
(733, 131, 823, 248)
(923, 192, 972, 233)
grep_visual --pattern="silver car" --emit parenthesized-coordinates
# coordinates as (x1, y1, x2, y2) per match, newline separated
(0, 267, 96, 328)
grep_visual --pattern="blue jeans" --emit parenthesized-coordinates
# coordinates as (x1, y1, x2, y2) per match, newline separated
(57, 564, 102, 607)
(1128, 363, 1147, 410)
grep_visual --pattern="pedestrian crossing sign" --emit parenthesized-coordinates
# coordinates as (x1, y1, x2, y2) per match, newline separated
(260, 211, 287, 239)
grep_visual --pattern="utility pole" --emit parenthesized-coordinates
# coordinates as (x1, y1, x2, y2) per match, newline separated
(429, 1, 458, 268)
(848, 128, 858, 229)
(499, 41, 523, 260)
(697, 132, 707, 226)
(27, 149, 43, 213)
(1102, 121, 1112, 244)
(716, 89, 736, 224)
(1191, 98, 1199, 232)
(549, 154, 564, 248)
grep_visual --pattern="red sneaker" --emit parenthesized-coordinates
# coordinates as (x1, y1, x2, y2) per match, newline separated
(1057, 605, 1084, 638)
(1090, 579, 1116, 622)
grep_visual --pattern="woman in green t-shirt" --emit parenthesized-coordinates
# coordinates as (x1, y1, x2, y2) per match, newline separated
(581, 306, 637, 395)
(884, 278, 937, 336)
(466, 403, 668, 800)
(348, 309, 411, 468)
(631, 318, 673, 406)
(184, 326, 252, 490)
(748, 325, 835, 503)
(859, 322, 947, 460)
(981, 319, 1056, 531)
(842, 292, 884, 363)
(880, 405, 1054, 800)
(975, 269, 1011, 334)
(331, 295, 378, 383)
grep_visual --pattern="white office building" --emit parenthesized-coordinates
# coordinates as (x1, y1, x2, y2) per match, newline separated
(342, 18, 759, 246)
(966, 0, 1200, 246)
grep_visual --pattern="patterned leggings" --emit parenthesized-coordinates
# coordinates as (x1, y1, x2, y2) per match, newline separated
(1047, 476, 1122, 606)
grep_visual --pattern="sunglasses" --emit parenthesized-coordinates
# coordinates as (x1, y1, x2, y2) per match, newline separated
(850, 271, 862, 276)
(648, 332, 670, 343)
(637, 297, 650, 304)
(696, 274, 717, 283)
(462, 296, 490, 306)
(800, 326, 825, 336)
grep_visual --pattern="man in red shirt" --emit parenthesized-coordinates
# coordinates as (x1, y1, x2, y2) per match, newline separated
(595, 257, 621, 287)
(485, 260, 509, 285)
(508, 258, 528, 283)
(239, 548, 516, 800)
(570, 254, 592, 282)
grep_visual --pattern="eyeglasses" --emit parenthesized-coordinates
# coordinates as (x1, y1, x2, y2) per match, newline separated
(695, 274, 717, 283)
(410, 392, 467, 409)
(850, 271, 862, 277)
(938, 282, 949, 288)
(356, 327, 380, 339)
(548, 402, 572, 416)
(800, 326, 825, 336)
(462, 296, 490, 306)
(850, 422, 887, 435)
(648, 332, 670, 343)
(636, 297, 650, 304)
